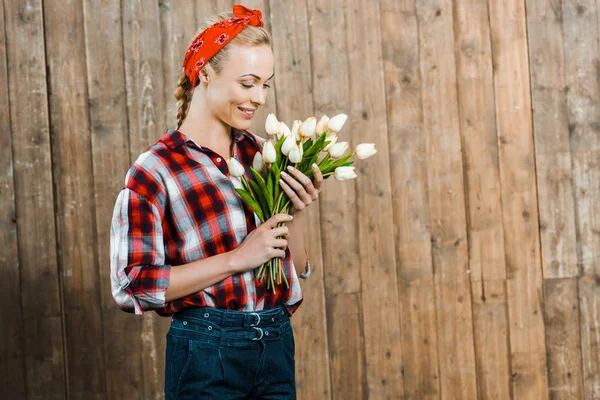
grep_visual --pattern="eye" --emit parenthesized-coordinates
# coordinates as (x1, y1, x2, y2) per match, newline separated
(241, 83, 253, 89)
(263, 83, 271, 89)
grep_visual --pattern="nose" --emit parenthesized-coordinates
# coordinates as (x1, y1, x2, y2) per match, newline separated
(251, 86, 267, 106)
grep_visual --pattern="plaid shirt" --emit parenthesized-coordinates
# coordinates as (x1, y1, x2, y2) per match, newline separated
(110, 128, 309, 316)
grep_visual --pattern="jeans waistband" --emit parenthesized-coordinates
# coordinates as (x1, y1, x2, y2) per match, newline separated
(173, 305, 288, 328)
(170, 305, 290, 343)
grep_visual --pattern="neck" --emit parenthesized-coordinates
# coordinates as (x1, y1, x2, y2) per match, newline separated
(178, 88, 233, 154)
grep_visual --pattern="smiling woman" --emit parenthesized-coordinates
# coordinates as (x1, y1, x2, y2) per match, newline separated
(109, 4, 316, 400)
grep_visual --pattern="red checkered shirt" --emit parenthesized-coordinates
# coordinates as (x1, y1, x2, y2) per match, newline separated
(110, 128, 310, 316)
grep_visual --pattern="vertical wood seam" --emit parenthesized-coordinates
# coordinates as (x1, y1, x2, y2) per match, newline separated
(413, 0, 444, 397)
(374, 0, 407, 396)
(484, 1, 515, 398)
(1, 0, 28, 396)
(80, 0, 109, 397)
(39, 0, 70, 397)
(449, 1, 483, 397)
(301, 0, 334, 396)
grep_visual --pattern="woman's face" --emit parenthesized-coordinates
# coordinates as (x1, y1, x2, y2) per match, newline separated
(204, 44, 275, 131)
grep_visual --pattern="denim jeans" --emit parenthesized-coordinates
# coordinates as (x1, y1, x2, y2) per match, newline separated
(164, 305, 296, 399)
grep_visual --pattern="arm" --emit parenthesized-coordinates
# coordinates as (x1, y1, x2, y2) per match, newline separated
(286, 209, 307, 271)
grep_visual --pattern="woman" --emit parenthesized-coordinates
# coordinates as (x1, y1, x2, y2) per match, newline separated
(109, 5, 322, 399)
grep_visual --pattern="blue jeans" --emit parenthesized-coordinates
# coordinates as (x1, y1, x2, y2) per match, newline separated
(164, 305, 296, 399)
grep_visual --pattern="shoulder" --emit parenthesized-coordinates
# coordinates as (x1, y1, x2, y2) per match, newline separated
(122, 134, 175, 205)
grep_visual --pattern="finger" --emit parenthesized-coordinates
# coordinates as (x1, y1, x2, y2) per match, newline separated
(280, 171, 313, 204)
(271, 238, 288, 249)
(266, 213, 294, 228)
(288, 165, 320, 200)
(270, 226, 289, 237)
(311, 163, 324, 191)
(279, 179, 307, 212)
(271, 248, 286, 259)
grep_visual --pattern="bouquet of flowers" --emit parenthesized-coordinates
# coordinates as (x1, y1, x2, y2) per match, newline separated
(228, 113, 377, 293)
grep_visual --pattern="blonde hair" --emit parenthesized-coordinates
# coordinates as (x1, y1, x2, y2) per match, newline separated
(174, 12, 272, 129)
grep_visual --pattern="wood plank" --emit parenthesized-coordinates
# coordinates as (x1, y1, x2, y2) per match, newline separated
(414, 0, 479, 398)
(526, 0, 579, 279)
(0, 0, 26, 395)
(2, 0, 67, 398)
(561, 0, 600, 397)
(452, 1, 512, 398)
(343, 0, 404, 398)
(269, 1, 332, 398)
(472, 280, 512, 400)
(42, 0, 107, 398)
(326, 293, 366, 399)
(121, 2, 170, 397)
(379, 1, 441, 397)
(487, 0, 550, 397)
(82, 0, 144, 398)
(544, 277, 584, 399)
(305, 0, 365, 397)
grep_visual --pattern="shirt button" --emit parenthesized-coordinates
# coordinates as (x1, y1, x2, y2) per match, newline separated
(216, 157, 222, 162)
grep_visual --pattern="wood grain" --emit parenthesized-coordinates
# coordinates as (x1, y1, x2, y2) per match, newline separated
(82, 0, 145, 398)
(3, 0, 67, 398)
(488, 0, 550, 397)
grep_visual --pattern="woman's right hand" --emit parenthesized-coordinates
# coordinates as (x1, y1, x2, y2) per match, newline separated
(229, 213, 293, 273)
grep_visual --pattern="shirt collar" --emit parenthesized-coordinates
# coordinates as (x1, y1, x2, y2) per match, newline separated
(160, 127, 250, 150)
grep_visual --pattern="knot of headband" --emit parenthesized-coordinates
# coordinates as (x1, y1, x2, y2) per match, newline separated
(182, 4, 265, 87)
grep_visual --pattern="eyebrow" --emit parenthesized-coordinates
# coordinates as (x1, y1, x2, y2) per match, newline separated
(240, 73, 275, 81)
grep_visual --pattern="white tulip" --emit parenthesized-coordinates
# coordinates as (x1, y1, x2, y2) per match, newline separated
(278, 121, 292, 140)
(328, 141, 349, 158)
(327, 113, 348, 133)
(299, 117, 317, 138)
(334, 166, 357, 181)
(291, 120, 302, 142)
(316, 115, 330, 135)
(356, 143, 377, 160)
(262, 140, 277, 164)
(288, 143, 302, 163)
(323, 133, 338, 151)
(252, 151, 264, 172)
(265, 113, 280, 136)
(227, 157, 245, 177)
(281, 135, 295, 156)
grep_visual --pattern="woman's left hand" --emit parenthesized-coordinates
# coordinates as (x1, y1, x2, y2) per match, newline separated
(279, 163, 323, 215)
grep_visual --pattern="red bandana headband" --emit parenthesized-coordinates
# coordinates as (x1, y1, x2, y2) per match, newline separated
(182, 4, 264, 87)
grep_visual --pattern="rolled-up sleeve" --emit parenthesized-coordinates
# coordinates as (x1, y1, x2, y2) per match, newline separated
(110, 188, 170, 315)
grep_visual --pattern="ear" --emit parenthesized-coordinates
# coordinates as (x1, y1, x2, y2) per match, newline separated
(199, 69, 210, 84)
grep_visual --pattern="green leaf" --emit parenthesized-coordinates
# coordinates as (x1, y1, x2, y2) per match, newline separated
(235, 188, 265, 221)
(250, 180, 270, 218)
(251, 167, 273, 212)
(271, 162, 281, 203)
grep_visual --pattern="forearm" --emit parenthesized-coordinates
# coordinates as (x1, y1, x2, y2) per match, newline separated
(164, 252, 237, 303)
(287, 210, 307, 269)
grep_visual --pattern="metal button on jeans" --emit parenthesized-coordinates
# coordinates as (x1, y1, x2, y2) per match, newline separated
(204, 313, 209, 318)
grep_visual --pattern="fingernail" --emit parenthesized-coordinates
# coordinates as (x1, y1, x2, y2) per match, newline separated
(287, 166, 294, 172)
(279, 179, 285, 185)
(289, 215, 294, 220)
(280, 171, 288, 177)
(312, 163, 318, 169)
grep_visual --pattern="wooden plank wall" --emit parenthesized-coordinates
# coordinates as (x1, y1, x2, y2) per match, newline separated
(1, 0, 599, 399)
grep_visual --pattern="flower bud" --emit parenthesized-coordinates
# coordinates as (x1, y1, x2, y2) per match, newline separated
(291, 120, 302, 142)
(328, 141, 349, 158)
(279, 121, 291, 139)
(262, 140, 277, 164)
(281, 135, 295, 156)
(327, 113, 348, 133)
(227, 157, 245, 177)
(316, 115, 330, 135)
(265, 113, 280, 136)
(356, 143, 377, 160)
(252, 151, 264, 172)
(299, 117, 317, 138)
(323, 133, 338, 151)
(334, 166, 357, 181)
(289, 143, 302, 163)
